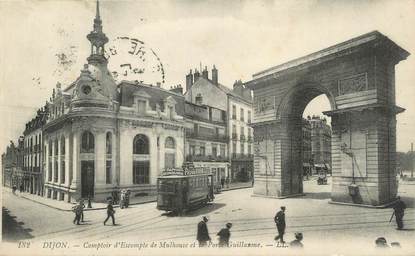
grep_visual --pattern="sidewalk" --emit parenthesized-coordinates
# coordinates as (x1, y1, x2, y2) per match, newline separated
(221, 181, 253, 192)
(3, 187, 156, 212)
(3, 182, 252, 212)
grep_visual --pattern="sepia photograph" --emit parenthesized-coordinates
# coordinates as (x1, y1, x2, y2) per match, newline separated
(0, 0, 414, 255)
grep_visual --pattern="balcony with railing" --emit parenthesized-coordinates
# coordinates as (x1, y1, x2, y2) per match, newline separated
(186, 155, 229, 162)
(231, 153, 254, 161)
(186, 131, 229, 143)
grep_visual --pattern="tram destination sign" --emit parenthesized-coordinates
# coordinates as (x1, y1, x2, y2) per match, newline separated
(161, 167, 211, 176)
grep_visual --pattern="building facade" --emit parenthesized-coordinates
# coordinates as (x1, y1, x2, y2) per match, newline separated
(229, 80, 254, 182)
(23, 107, 48, 195)
(302, 118, 312, 175)
(309, 115, 332, 168)
(184, 68, 253, 183)
(1, 138, 24, 189)
(184, 100, 229, 186)
(40, 2, 185, 202)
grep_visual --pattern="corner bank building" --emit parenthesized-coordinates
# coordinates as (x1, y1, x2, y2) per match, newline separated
(43, 2, 185, 202)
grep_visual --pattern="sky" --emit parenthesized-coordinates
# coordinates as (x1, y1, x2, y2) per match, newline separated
(0, 0, 414, 153)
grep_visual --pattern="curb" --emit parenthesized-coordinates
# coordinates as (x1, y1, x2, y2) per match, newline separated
(221, 185, 253, 192)
(19, 194, 157, 212)
(15, 186, 250, 212)
(328, 199, 397, 209)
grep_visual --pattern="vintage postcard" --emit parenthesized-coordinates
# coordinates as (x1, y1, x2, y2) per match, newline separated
(1, 0, 414, 255)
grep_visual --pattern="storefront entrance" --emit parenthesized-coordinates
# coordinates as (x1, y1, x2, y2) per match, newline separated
(81, 161, 95, 198)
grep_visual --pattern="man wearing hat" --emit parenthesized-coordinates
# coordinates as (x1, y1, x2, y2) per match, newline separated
(197, 216, 211, 247)
(274, 206, 286, 243)
(217, 223, 233, 247)
(289, 232, 303, 248)
(393, 196, 406, 230)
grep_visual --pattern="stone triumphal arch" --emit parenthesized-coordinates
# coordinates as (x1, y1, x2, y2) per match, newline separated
(245, 31, 409, 206)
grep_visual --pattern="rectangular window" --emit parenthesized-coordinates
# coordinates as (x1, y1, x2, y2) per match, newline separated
(54, 161, 58, 182)
(165, 153, 175, 169)
(48, 161, 52, 181)
(133, 161, 150, 184)
(240, 126, 244, 136)
(232, 142, 237, 154)
(190, 145, 196, 156)
(61, 160, 65, 184)
(240, 108, 244, 121)
(248, 144, 252, 155)
(200, 146, 206, 156)
(220, 145, 225, 157)
(137, 100, 146, 114)
(240, 143, 244, 155)
(106, 160, 112, 184)
(212, 145, 217, 157)
(232, 105, 236, 119)
(248, 110, 251, 123)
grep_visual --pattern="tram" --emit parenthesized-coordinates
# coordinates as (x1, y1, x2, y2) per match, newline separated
(156, 166, 214, 214)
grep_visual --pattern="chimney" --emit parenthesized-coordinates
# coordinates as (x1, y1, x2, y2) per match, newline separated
(186, 69, 193, 92)
(170, 84, 183, 95)
(212, 65, 218, 85)
(202, 66, 208, 79)
(194, 69, 200, 82)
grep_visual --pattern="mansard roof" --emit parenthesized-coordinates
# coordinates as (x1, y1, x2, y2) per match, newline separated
(118, 81, 185, 116)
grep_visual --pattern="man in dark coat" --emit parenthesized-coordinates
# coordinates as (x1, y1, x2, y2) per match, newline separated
(72, 203, 82, 225)
(197, 216, 211, 247)
(274, 206, 286, 243)
(393, 196, 407, 230)
(104, 201, 116, 225)
(217, 223, 232, 247)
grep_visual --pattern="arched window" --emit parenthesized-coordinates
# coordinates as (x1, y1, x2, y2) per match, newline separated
(106, 132, 112, 155)
(165, 137, 175, 149)
(81, 131, 95, 153)
(133, 134, 149, 154)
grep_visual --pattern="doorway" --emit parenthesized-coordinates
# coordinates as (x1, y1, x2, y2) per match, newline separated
(81, 161, 94, 198)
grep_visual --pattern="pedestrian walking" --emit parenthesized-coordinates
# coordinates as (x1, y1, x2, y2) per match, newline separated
(103, 201, 116, 225)
(217, 223, 232, 247)
(79, 199, 85, 222)
(196, 216, 211, 247)
(289, 232, 303, 248)
(225, 176, 230, 188)
(274, 206, 286, 243)
(120, 190, 126, 209)
(12, 185, 17, 195)
(72, 204, 82, 225)
(221, 177, 225, 189)
(19, 183, 24, 193)
(393, 196, 406, 230)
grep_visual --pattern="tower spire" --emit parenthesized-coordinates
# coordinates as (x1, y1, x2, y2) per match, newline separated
(96, 0, 100, 19)
(87, 0, 108, 65)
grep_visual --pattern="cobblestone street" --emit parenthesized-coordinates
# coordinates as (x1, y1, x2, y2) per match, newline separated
(2, 177, 414, 255)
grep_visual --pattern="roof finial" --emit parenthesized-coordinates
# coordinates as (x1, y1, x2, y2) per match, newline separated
(96, 0, 100, 19)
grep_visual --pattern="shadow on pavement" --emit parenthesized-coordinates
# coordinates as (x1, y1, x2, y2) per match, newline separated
(160, 203, 226, 217)
(2, 207, 34, 241)
(185, 203, 226, 217)
(302, 192, 331, 200)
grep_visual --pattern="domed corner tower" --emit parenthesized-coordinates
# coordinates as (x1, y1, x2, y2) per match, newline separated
(70, 0, 118, 110)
